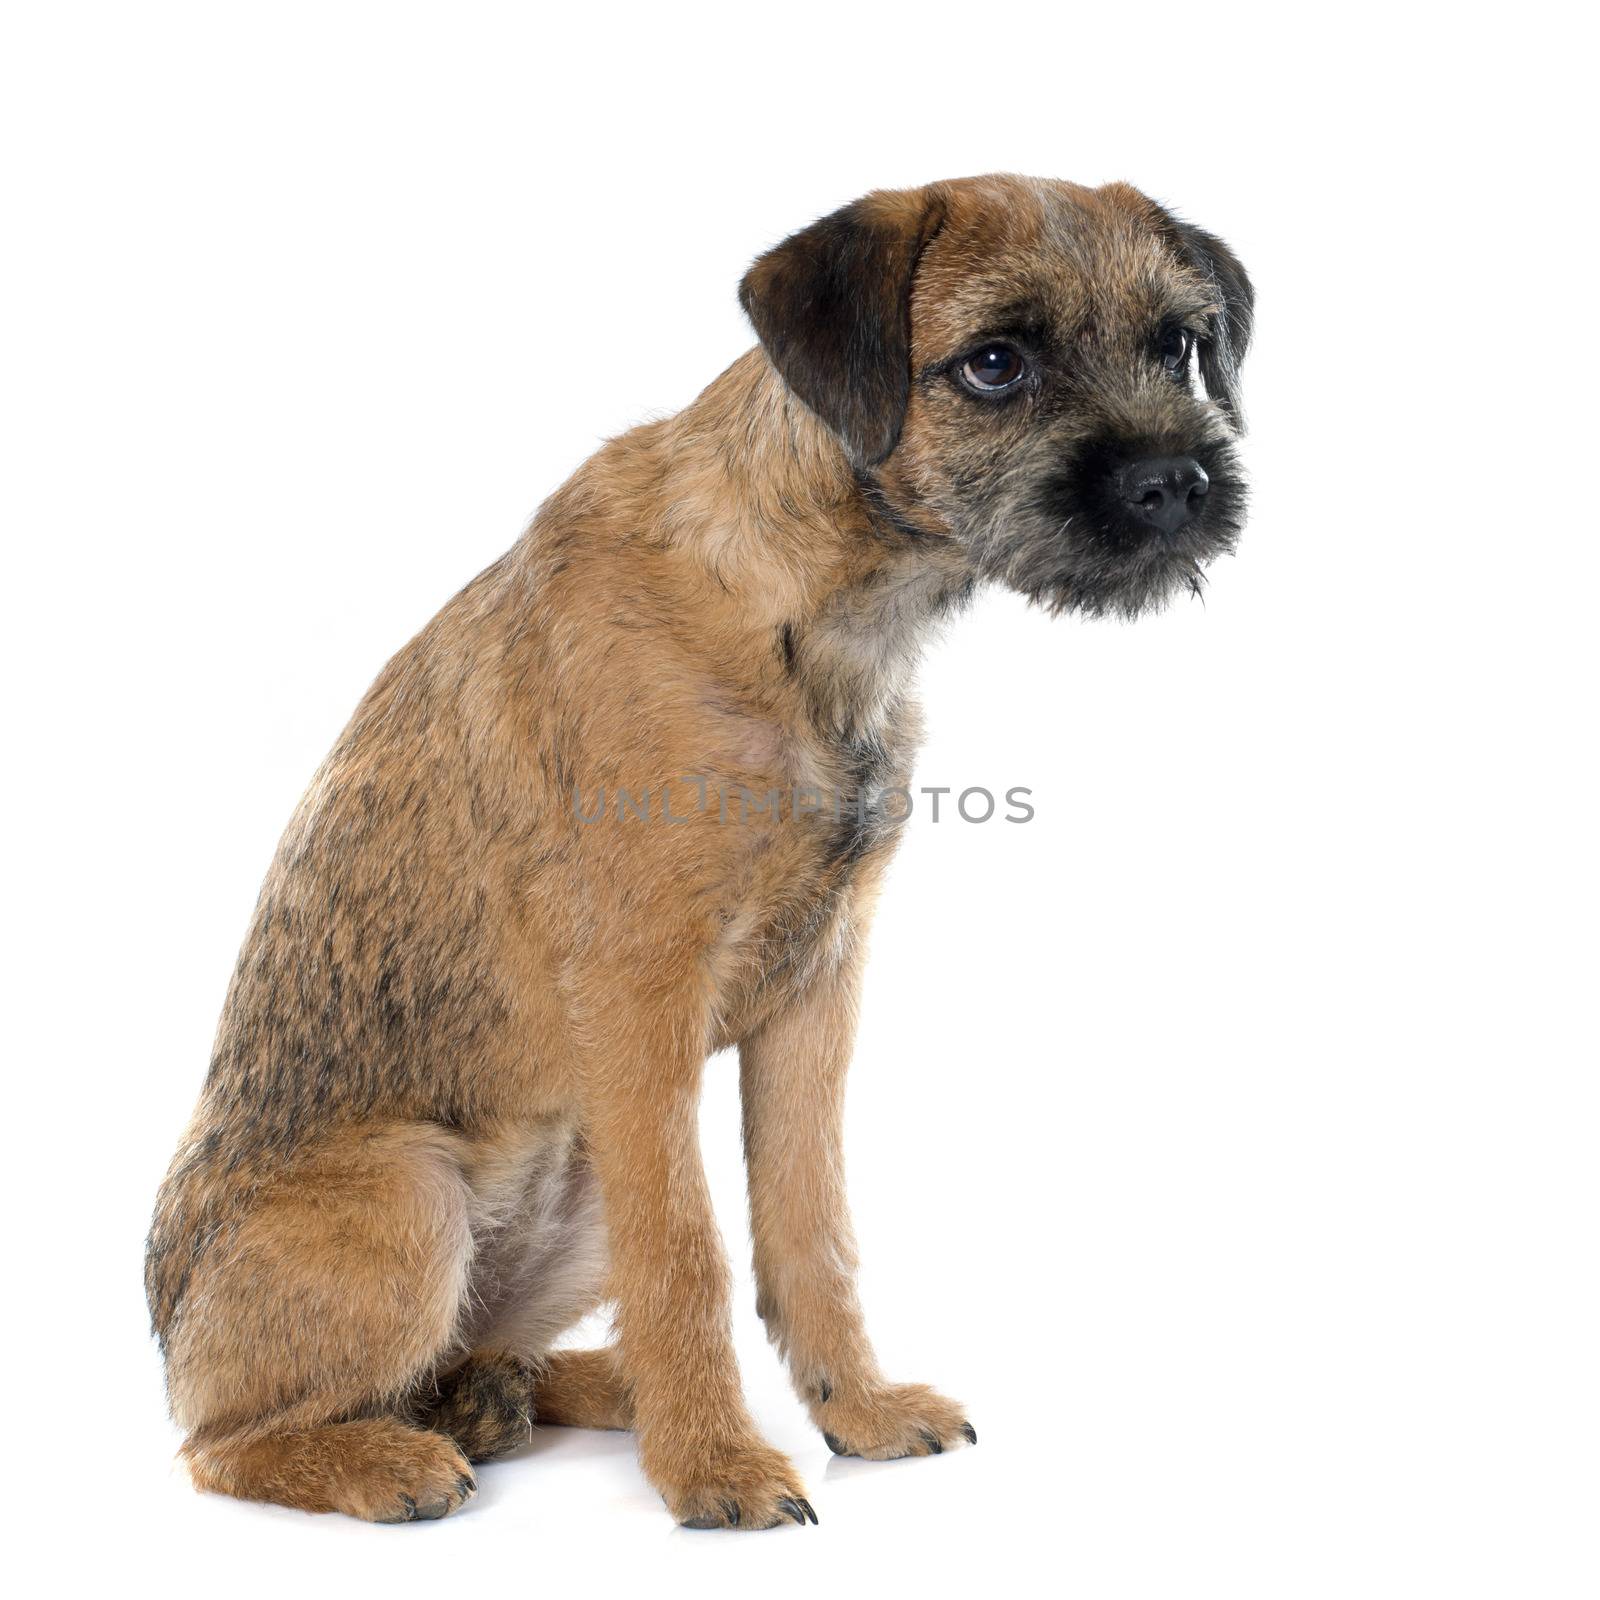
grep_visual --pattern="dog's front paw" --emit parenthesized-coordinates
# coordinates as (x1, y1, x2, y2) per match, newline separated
(814, 1381, 974, 1461)
(656, 1440, 817, 1530)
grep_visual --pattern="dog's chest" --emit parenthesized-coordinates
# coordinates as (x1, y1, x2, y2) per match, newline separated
(702, 559, 940, 1037)
(705, 697, 921, 1043)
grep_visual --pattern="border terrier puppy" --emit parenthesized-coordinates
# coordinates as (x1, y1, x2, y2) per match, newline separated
(147, 175, 1252, 1529)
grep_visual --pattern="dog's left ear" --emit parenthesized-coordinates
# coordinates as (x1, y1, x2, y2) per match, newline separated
(1165, 217, 1255, 429)
(739, 186, 947, 466)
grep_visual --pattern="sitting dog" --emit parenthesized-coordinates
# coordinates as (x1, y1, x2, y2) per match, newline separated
(146, 174, 1253, 1529)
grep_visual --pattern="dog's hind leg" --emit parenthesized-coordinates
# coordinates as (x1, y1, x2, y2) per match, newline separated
(185, 1418, 478, 1522)
(410, 1346, 633, 1460)
(161, 1123, 480, 1521)
(534, 1347, 633, 1431)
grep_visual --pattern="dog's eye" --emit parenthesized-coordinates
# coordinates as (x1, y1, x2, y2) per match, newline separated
(960, 344, 1027, 393)
(1159, 327, 1193, 373)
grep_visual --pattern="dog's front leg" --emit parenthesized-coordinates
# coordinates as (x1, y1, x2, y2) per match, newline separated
(582, 984, 815, 1530)
(740, 930, 976, 1460)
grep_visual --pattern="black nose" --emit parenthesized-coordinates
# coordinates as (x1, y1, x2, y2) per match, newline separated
(1120, 456, 1209, 534)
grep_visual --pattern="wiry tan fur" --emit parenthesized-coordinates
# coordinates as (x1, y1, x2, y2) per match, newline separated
(147, 175, 1250, 1528)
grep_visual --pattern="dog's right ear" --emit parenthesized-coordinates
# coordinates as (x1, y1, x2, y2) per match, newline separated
(739, 187, 946, 466)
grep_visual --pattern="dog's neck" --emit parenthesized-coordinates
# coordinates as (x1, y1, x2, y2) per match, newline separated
(656, 351, 970, 740)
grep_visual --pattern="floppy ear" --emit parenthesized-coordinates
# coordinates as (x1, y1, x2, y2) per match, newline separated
(738, 187, 946, 465)
(1169, 220, 1255, 428)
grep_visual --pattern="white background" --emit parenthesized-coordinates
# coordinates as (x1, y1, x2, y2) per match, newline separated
(3, 3, 1594, 1596)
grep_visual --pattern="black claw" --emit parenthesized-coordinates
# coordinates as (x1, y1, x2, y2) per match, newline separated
(779, 1497, 807, 1526)
(919, 1429, 943, 1455)
(817, 1380, 833, 1403)
(796, 1497, 818, 1525)
(398, 1493, 419, 1521)
(682, 1496, 745, 1530)
(823, 1431, 849, 1456)
(456, 1472, 478, 1499)
(960, 1422, 977, 1446)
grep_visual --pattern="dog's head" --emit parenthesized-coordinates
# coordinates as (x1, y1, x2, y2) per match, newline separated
(740, 175, 1253, 618)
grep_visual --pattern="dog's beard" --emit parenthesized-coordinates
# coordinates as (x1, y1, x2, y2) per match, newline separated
(962, 434, 1248, 621)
